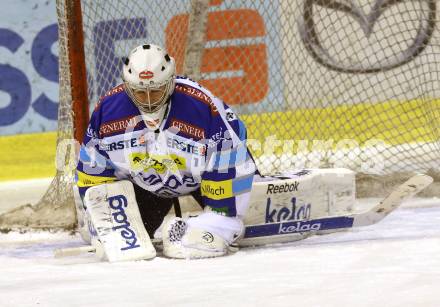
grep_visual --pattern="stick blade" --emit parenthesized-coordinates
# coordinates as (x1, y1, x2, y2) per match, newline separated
(355, 174, 433, 226)
(54, 245, 96, 258)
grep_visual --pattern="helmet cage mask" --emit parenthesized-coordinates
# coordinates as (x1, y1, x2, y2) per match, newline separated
(122, 44, 175, 113)
(124, 77, 174, 113)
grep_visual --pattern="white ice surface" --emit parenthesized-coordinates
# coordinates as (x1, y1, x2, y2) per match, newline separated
(0, 178, 52, 214)
(0, 198, 440, 307)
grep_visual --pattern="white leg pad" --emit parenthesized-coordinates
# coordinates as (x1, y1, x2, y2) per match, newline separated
(84, 180, 156, 262)
(73, 185, 91, 244)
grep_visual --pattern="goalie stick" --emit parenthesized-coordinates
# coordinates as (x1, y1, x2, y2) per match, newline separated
(54, 174, 432, 258)
(54, 245, 96, 258)
(243, 174, 433, 239)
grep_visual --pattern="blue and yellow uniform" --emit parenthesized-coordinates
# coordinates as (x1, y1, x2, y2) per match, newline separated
(76, 76, 256, 218)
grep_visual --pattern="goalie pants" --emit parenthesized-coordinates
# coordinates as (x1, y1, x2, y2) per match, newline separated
(133, 184, 204, 237)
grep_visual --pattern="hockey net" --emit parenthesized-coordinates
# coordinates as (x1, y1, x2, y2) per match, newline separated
(1, 0, 439, 230)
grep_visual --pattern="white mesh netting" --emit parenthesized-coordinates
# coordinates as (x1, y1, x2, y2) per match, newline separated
(1, 0, 439, 230)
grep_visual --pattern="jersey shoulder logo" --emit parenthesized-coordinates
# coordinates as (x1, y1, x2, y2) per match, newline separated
(225, 108, 237, 122)
(174, 83, 219, 115)
(95, 84, 125, 110)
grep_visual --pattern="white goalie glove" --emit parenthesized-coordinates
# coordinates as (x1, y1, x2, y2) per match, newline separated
(162, 211, 244, 259)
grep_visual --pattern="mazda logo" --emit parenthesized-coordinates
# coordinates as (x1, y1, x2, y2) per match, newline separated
(299, 0, 436, 73)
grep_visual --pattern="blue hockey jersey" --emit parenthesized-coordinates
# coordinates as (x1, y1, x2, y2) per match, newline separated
(76, 76, 256, 217)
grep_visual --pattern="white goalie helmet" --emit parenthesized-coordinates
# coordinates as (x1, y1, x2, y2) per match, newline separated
(122, 44, 176, 113)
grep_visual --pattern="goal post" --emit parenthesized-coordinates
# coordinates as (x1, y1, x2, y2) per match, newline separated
(1, 0, 439, 231)
(64, 0, 90, 143)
